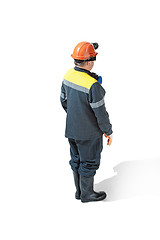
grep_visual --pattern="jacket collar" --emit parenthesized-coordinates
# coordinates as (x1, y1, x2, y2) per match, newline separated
(74, 66, 99, 81)
(74, 66, 91, 76)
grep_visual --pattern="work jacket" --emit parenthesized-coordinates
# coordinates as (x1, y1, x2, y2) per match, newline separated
(60, 67, 113, 140)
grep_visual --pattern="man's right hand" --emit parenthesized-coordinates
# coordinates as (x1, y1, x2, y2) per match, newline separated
(104, 133, 113, 146)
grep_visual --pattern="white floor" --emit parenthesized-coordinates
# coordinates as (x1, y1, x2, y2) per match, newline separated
(53, 155, 160, 240)
(1, 0, 160, 239)
(1, 151, 160, 240)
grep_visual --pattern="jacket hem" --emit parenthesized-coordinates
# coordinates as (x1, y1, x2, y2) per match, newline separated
(65, 132, 103, 141)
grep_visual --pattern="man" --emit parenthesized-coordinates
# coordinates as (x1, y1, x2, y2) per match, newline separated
(60, 41, 113, 203)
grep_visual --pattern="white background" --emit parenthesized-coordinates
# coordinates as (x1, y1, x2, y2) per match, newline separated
(0, 0, 160, 239)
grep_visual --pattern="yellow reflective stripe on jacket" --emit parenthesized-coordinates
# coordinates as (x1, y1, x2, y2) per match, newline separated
(64, 68, 97, 90)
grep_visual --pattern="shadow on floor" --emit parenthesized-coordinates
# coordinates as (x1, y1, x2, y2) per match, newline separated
(95, 158, 160, 201)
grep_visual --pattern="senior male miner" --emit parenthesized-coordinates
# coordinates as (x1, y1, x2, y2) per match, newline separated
(60, 41, 113, 203)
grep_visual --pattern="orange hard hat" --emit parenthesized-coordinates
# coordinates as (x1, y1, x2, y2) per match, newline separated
(71, 42, 98, 61)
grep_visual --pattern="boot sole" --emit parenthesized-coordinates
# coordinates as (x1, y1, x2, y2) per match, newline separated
(75, 196, 81, 200)
(81, 193, 107, 203)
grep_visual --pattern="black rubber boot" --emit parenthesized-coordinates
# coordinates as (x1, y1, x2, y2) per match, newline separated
(73, 171, 81, 199)
(80, 175, 106, 203)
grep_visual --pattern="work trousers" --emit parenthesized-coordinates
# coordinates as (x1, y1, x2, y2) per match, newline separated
(68, 136, 103, 177)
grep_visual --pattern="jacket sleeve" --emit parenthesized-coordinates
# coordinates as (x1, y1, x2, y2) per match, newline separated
(89, 82, 113, 136)
(60, 82, 67, 112)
